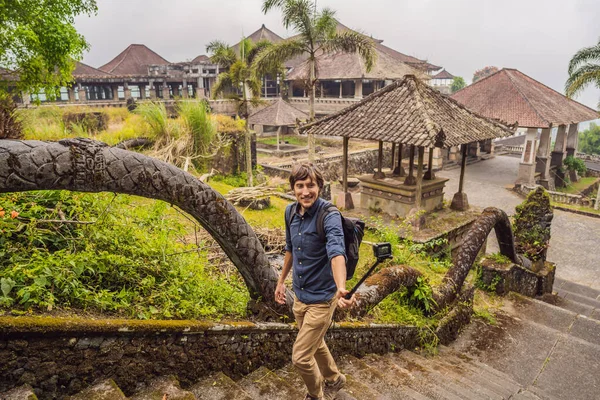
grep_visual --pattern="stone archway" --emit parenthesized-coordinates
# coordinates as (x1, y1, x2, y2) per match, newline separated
(0, 138, 293, 316)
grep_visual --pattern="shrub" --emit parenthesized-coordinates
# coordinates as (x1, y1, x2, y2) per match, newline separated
(0, 191, 249, 319)
(563, 155, 587, 176)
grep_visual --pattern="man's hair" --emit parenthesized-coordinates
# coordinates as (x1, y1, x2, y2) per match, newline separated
(289, 162, 324, 190)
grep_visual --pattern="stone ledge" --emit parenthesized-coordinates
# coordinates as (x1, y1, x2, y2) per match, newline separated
(479, 259, 555, 298)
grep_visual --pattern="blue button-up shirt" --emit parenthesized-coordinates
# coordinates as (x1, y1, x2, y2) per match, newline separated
(285, 197, 346, 304)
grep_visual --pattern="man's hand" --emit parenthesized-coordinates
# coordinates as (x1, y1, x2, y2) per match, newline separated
(275, 282, 287, 305)
(336, 288, 356, 309)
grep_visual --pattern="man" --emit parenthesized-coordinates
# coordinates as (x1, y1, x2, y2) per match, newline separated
(275, 162, 355, 400)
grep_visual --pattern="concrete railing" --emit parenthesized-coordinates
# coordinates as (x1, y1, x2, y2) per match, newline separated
(518, 185, 592, 207)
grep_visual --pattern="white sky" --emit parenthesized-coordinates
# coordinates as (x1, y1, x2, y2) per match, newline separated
(75, 0, 600, 111)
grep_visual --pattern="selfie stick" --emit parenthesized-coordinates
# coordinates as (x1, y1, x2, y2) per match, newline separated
(344, 242, 393, 300)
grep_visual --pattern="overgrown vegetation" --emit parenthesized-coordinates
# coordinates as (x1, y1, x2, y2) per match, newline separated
(563, 155, 587, 176)
(513, 188, 552, 262)
(0, 191, 249, 320)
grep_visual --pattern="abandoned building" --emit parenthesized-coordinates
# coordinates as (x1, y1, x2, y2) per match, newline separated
(15, 21, 445, 119)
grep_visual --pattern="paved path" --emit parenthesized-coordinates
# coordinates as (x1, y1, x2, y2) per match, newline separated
(437, 155, 600, 290)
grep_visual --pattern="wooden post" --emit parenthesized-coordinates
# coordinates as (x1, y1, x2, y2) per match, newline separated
(276, 126, 281, 152)
(415, 147, 424, 209)
(451, 143, 469, 211)
(391, 143, 396, 170)
(343, 136, 349, 193)
(393, 143, 405, 177)
(404, 145, 416, 185)
(374, 140, 385, 179)
(424, 148, 435, 180)
(458, 144, 467, 193)
(336, 136, 354, 210)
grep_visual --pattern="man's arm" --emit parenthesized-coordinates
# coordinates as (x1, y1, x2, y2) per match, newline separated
(331, 255, 354, 308)
(275, 251, 293, 304)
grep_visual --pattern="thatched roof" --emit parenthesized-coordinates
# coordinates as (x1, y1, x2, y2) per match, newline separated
(99, 44, 169, 75)
(232, 25, 284, 56)
(300, 75, 514, 148)
(248, 99, 308, 126)
(191, 54, 210, 63)
(286, 46, 423, 81)
(451, 68, 598, 128)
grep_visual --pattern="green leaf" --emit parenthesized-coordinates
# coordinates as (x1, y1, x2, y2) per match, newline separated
(1, 278, 16, 297)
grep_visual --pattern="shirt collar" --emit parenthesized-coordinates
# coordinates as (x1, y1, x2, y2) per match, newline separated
(295, 197, 323, 217)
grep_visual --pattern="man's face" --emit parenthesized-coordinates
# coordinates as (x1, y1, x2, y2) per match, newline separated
(293, 177, 320, 211)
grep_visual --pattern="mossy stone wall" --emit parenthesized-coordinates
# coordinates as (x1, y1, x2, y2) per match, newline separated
(0, 317, 418, 399)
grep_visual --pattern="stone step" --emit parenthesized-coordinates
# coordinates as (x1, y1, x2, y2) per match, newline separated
(398, 351, 508, 400)
(392, 351, 497, 400)
(338, 354, 429, 400)
(190, 372, 253, 400)
(129, 376, 195, 400)
(237, 366, 304, 400)
(361, 353, 464, 400)
(433, 347, 522, 398)
(67, 379, 126, 400)
(0, 384, 38, 400)
(553, 277, 600, 301)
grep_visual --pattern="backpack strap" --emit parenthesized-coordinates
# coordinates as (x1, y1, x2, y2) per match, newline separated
(316, 204, 338, 241)
(285, 202, 297, 241)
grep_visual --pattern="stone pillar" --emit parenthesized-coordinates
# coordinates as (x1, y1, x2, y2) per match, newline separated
(551, 124, 567, 168)
(536, 127, 553, 189)
(112, 85, 119, 101)
(448, 146, 459, 161)
(67, 87, 76, 103)
(162, 83, 170, 100)
(78, 84, 87, 102)
(566, 123, 580, 182)
(354, 79, 363, 99)
(138, 85, 145, 100)
(196, 78, 205, 99)
(339, 81, 343, 99)
(182, 80, 189, 99)
(123, 83, 131, 100)
(516, 127, 538, 186)
(21, 92, 31, 106)
(566, 123, 579, 158)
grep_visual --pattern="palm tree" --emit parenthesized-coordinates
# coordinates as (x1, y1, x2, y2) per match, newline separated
(207, 38, 272, 186)
(256, 0, 377, 161)
(565, 39, 600, 109)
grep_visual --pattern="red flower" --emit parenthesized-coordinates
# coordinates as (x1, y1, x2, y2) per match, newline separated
(10, 211, 19, 219)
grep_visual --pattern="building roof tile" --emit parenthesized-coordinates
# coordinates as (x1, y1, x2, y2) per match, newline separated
(451, 68, 598, 128)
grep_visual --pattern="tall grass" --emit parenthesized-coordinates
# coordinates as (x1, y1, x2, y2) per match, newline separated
(135, 102, 177, 140)
(177, 101, 216, 156)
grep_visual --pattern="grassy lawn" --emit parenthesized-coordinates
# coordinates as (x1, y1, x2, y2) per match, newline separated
(551, 202, 600, 215)
(555, 176, 598, 195)
(257, 135, 307, 146)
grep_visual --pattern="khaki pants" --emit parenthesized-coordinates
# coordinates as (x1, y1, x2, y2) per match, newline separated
(292, 296, 341, 398)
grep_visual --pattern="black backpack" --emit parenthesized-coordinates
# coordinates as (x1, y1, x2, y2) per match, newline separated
(286, 203, 365, 279)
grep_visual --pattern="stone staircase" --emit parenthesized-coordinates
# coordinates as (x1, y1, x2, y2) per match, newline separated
(3, 277, 598, 400)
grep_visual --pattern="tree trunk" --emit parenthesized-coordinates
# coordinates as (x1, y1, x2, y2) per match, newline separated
(308, 58, 316, 162)
(432, 207, 519, 311)
(0, 139, 291, 318)
(242, 83, 253, 187)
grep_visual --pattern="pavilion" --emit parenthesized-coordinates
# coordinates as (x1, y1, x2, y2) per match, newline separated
(452, 68, 598, 189)
(248, 99, 308, 154)
(300, 75, 513, 216)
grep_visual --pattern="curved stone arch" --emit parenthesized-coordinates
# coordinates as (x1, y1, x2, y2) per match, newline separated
(432, 207, 520, 311)
(0, 138, 293, 316)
